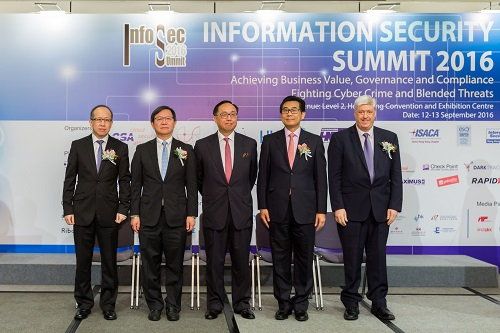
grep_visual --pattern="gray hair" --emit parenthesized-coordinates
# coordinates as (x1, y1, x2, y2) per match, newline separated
(354, 95, 376, 111)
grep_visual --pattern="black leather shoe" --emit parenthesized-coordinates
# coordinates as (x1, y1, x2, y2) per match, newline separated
(294, 311, 308, 321)
(103, 310, 117, 320)
(204, 310, 221, 320)
(371, 307, 395, 321)
(166, 308, 180, 321)
(274, 310, 292, 320)
(148, 309, 162, 321)
(74, 308, 91, 320)
(344, 307, 359, 321)
(236, 308, 255, 319)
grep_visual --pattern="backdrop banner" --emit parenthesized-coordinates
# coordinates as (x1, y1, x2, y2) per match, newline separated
(0, 13, 498, 266)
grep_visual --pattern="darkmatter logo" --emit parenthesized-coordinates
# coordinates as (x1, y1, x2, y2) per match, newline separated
(123, 24, 187, 68)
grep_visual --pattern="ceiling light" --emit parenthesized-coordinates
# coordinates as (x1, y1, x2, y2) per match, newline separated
(35, 2, 65, 14)
(366, 2, 400, 13)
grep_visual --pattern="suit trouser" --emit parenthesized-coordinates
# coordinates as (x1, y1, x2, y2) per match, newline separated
(73, 221, 118, 311)
(139, 210, 187, 312)
(269, 200, 315, 313)
(203, 211, 252, 313)
(337, 212, 389, 308)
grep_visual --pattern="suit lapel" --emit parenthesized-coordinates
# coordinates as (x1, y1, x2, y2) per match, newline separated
(349, 126, 370, 176)
(373, 127, 383, 179)
(165, 138, 179, 182)
(147, 139, 163, 181)
(208, 133, 229, 182)
(294, 129, 308, 170)
(230, 133, 242, 183)
(86, 135, 98, 177)
(97, 137, 113, 176)
(276, 129, 291, 171)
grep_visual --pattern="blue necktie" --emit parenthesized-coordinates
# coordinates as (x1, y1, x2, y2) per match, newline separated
(363, 133, 374, 183)
(96, 140, 104, 171)
(161, 141, 169, 180)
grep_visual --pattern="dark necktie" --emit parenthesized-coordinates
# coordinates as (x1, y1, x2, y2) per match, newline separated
(363, 133, 374, 183)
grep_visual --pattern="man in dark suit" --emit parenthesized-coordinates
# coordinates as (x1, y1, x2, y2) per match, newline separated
(194, 100, 258, 320)
(63, 105, 131, 321)
(328, 95, 402, 321)
(257, 95, 327, 321)
(130, 105, 197, 322)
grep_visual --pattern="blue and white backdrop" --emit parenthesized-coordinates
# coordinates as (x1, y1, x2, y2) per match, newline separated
(0, 12, 499, 266)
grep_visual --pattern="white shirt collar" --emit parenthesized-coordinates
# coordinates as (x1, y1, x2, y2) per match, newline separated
(218, 131, 235, 141)
(355, 125, 374, 138)
(92, 134, 109, 144)
(156, 136, 173, 145)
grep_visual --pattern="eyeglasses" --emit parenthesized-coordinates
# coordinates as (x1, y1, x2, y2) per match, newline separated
(281, 108, 301, 115)
(217, 112, 238, 119)
(154, 116, 174, 122)
(91, 118, 112, 123)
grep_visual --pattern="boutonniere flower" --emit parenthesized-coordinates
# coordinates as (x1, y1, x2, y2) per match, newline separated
(380, 141, 397, 159)
(297, 143, 312, 161)
(102, 149, 118, 165)
(174, 147, 188, 166)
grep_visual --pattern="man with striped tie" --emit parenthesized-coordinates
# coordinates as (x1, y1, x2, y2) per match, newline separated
(130, 106, 197, 322)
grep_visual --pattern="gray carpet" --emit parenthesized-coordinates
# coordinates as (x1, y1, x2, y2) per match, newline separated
(1, 285, 499, 333)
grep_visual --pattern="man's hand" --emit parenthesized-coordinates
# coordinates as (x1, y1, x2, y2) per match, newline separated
(259, 209, 270, 229)
(186, 216, 196, 232)
(131, 216, 140, 233)
(314, 213, 326, 231)
(386, 209, 398, 225)
(64, 214, 75, 225)
(115, 213, 127, 224)
(334, 209, 348, 227)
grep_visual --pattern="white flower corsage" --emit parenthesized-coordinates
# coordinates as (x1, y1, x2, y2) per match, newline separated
(102, 149, 118, 165)
(174, 147, 188, 166)
(380, 141, 397, 159)
(297, 143, 312, 161)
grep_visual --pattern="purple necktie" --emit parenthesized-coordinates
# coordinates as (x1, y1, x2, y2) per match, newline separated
(96, 140, 104, 171)
(363, 133, 374, 183)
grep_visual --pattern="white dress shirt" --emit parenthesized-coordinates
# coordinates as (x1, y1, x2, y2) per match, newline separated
(92, 134, 109, 163)
(218, 131, 235, 171)
(285, 127, 301, 157)
(156, 136, 173, 173)
(356, 126, 374, 152)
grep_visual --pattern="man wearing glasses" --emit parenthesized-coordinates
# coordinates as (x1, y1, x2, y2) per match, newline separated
(63, 105, 131, 321)
(194, 100, 257, 320)
(257, 96, 327, 321)
(130, 106, 197, 321)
